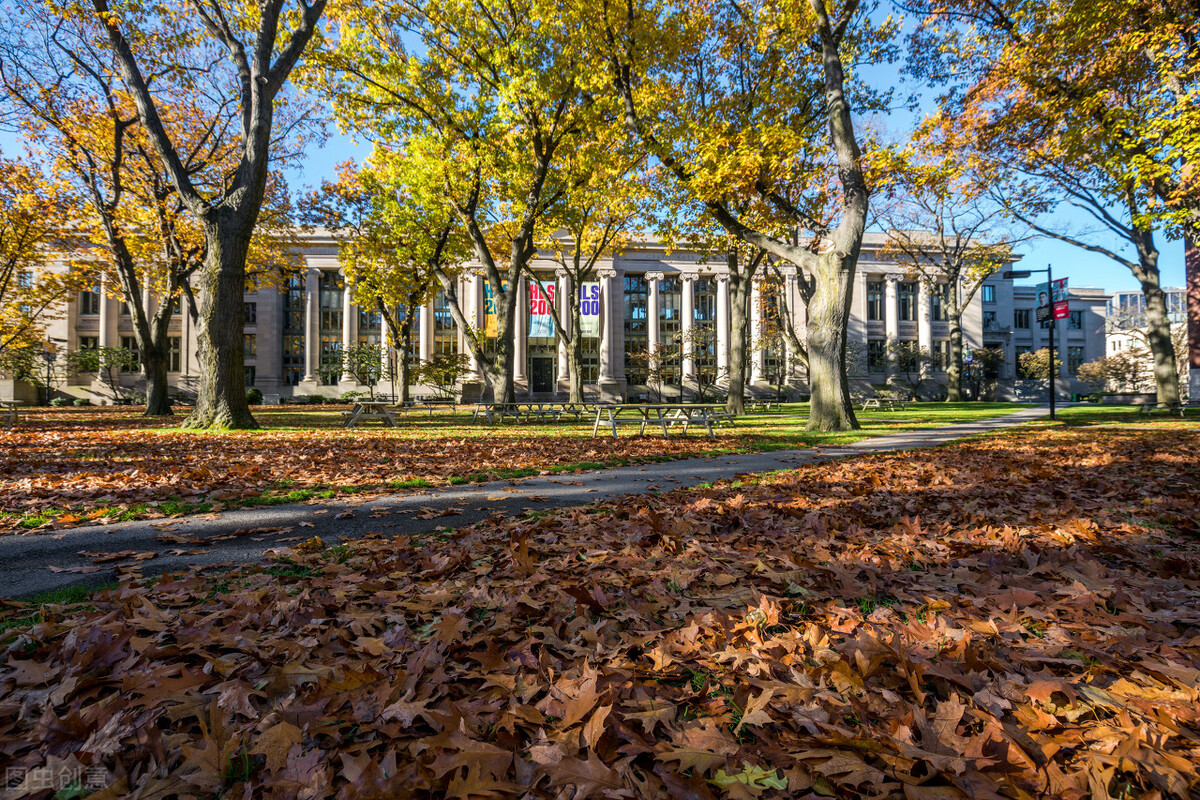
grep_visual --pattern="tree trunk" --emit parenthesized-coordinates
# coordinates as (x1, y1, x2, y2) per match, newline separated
(1143, 284, 1181, 406)
(726, 263, 749, 415)
(567, 302, 584, 404)
(183, 221, 256, 429)
(142, 346, 172, 415)
(806, 252, 859, 431)
(1130, 229, 1181, 407)
(946, 310, 964, 402)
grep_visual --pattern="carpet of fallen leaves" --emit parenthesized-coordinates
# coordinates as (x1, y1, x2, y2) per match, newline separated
(0, 407, 781, 534)
(3, 423, 1200, 799)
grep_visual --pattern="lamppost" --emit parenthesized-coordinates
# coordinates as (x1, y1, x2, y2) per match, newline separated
(40, 340, 58, 406)
(1002, 265, 1057, 420)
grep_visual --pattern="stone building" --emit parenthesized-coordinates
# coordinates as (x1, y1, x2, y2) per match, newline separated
(7, 231, 1108, 404)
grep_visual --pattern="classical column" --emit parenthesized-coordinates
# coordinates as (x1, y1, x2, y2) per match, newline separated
(419, 298, 434, 363)
(339, 272, 355, 383)
(750, 280, 764, 382)
(680, 275, 695, 381)
(716, 276, 730, 380)
(556, 270, 571, 381)
(884, 274, 899, 349)
(470, 273, 484, 376)
(917, 279, 933, 377)
(786, 272, 802, 380)
(645, 272, 662, 358)
(302, 267, 319, 382)
(513, 275, 527, 381)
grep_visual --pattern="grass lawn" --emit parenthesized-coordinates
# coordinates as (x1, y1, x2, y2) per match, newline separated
(0, 401, 1033, 534)
(1, 419, 1197, 798)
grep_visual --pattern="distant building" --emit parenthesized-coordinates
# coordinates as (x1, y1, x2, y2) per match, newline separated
(1, 231, 1107, 404)
(1010, 284, 1109, 398)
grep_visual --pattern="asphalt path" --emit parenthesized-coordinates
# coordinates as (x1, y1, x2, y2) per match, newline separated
(0, 407, 1049, 598)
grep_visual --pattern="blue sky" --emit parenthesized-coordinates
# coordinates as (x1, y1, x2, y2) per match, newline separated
(5, 104, 1183, 299)
(298, 131, 1184, 296)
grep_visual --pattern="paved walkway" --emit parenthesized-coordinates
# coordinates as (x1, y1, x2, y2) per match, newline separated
(1, 407, 1049, 598)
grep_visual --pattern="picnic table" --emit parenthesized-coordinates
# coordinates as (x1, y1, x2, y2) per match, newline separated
(747, 399, 783, 413)
(591, 403, 731, 438)
(1139, 400, 1199, 417)
(395, 397, 458, 417)
(857, 394, 908, 412)
(1, 400, 19, 427)
(341, 400, 398, 428)
(473, 402, 590, 424)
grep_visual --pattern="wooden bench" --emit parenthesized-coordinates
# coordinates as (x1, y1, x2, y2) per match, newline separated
(1, 401, 19, 427)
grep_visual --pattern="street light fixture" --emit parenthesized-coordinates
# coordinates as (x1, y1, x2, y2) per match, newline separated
(1002, 265, 1057, 420)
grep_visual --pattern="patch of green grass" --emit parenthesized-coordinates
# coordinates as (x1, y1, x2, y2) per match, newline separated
(1, 581, 117, 643)
(388, 477, 431, 489)
(854, 594, 900, 615)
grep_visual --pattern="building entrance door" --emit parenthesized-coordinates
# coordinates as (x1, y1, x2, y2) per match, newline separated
(530, 357, 555, 393)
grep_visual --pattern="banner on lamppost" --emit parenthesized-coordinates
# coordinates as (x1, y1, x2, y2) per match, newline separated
(1035, 278, 1069, 322)
(528, 281, 556, 338)
(579, 282, 600, 337)
(1051, 277, 1069, 320)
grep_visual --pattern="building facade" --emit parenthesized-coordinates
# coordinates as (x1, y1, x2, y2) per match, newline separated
(9, 232, 1109, 404)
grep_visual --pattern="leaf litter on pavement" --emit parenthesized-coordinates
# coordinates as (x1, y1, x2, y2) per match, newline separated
(2, 424, 1199, 799)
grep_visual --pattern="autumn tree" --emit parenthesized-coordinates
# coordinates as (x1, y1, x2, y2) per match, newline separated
(875, 148, 1019, 401)
(906, 0, 1195, 408)
(303, 156, 466, 403)
(0, 154, 79, 359)
(308, 0, 591, 404)
(572, 0, 894, 428)
(530, 142, 648, 404)
(2, 7, 300, 415)
(39, 0, 328, 428)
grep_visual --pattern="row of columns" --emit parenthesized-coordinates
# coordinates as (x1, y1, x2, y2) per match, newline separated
(880, 275, 935, 352)
(287, 267, 804, 390)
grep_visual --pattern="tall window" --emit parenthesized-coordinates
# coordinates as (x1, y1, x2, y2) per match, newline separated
(623, 274, 648, 385)
(433, 291, 458, 356)
(983, 310, 997, 329)
(931, 284, 949, 321)
(760, 279, 785, 381)
(168, 337, 181, 372)
(244, 366, 257, 387)
(1068, 346, 1085, 375)
(244, 334, 257, 358)
(867, 339, 886, 373)
(898, 282, 917, 321)
(932, 340, 951, 370)
(692, 278, 717, 386)
(79, 285, 101, 316)
(79, 335, 98, 351)
(1069, 310, 1083, 330)
(866, 281, 883, 321)
(1014, 308, 1030, 329)
(318, 271, 343, 385)
(981, 284, 996, 304)
(658, 277, 682, 386)
(120, 336, 139, 373)
(282, 273, 305, 386)
(244, 302, 257, 325)
(359, 307, 382, 346)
